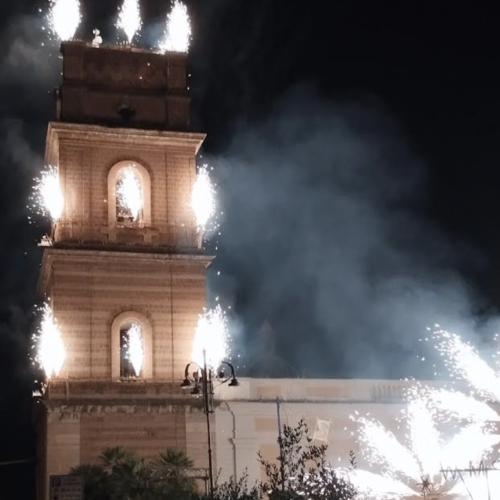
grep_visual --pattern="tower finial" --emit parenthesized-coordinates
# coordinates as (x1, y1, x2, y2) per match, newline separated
(92, 28, 103, 47)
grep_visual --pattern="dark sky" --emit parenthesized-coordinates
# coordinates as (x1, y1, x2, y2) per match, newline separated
(2, 0, 500, 497)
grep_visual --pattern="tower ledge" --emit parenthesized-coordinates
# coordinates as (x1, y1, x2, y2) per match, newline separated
(39, 247, 213, 295)
(46, 122, 206, 165)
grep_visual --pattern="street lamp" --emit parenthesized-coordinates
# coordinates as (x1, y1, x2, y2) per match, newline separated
(181, 350, 239, 497)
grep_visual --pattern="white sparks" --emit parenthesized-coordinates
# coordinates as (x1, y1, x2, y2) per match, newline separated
(124, 324, 144, 376)
(35, 303, 65, 379)
(116, 166, 143, 222)
(427, 388, 500, 424)
(354, 416, 421, 481)
(192, 305, 229, 370)
(406, 398, 442, 478)
(117, 0, 142, 43)
(31, 165, 64, 221)
(48, 0, 82, 41)
(440, 423, 499, 469)
(159, 1, 191, 53)
(191, 165, 215, 230)
(433, 328, 500, 401)
(336, 468, 417, 500)
(350, 388, 500, 499)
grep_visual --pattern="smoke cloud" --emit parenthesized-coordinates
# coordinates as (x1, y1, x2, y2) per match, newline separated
(210, 85, 486, 379)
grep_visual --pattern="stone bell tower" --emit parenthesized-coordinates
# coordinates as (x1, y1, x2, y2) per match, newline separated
(36, 42, 212, 499)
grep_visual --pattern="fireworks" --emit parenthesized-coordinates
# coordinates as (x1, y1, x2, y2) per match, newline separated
(117, 0, 142, 43)
(348, 385, 500, 499)
(31, 165, 64, 221)
(426, 387, 500, 424)
(47, 0, 82, 41)
(159, 1, 192, 53)
(432, 326, 500, 401)
(34, 303, 65, 379)
(124, 324, 144, 376)
(337, 469, 417, 500)
(116, 166, 143, 222)
(191, 165, 216, 230)
(191, 305, 229, 370)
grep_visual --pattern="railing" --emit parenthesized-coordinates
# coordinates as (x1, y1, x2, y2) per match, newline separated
(50, 221, 203, 250)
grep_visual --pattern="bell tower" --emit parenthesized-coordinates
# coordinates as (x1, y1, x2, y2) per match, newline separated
(37, 42, 212, 499)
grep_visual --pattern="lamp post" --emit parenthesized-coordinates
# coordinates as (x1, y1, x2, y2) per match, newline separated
(181, 350, 239, 497)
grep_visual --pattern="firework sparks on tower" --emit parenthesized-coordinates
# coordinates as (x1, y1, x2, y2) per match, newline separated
(47, 0, 82, 41)
(117, 0, 142, 43)
(34, 303, 65, 379)
(191, 165, 216, 231)
(192, 305, 229, 370)
(31, 165, 64, 221)
(116, 166, 143, 222)
(159, 0, 192, 53)
(124, 324, 144, 376)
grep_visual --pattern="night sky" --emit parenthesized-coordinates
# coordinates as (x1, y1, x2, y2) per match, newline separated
(2, 1, 500, 497)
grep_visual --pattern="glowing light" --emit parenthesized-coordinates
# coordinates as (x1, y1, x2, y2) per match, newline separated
(124, 324, 144, 376)
(336, 468, 417, 500)
(159, 1, 191, 53)
(426, 388, 500, 424)
(440, 423, 500, 468)
(191, 165, 215, 230)
(48, 0, 82, 41)
(406, 398, 442, 478)
(117, 0, 142, 43)
(355, 416, 421, 481)
(192, 305, 229, 370)
(350, 387, 500, 499)
(31, 165, 64, 221)
(35, 303, 65, 379)
(433, 327, 500, 401)
(116, 166, 143, 222)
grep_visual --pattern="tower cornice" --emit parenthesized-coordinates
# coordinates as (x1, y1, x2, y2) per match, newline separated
(46, 122, 206, 164)
(39, 247, 213, 295)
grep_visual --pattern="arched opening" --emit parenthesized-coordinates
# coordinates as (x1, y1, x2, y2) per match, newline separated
(108, 161, 152, 228)
(111, 311, 153, 379)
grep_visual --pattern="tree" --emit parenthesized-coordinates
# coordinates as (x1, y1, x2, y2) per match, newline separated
(211, 471, 261, 500)
(150, 448, 197, 499)
(258, 418, 356, 500)
(70, 446, 197, 500)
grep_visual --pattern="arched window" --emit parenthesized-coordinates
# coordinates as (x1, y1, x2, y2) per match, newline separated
(111, 312, 153, 379)
(108, 161, 152, 228)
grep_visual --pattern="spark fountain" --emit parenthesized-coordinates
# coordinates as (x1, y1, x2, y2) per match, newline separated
(31, 165, 64, 221)
(34, 303, 66, 379)
(159, 0, 192, 53)
(116, 165, 143, 222)
(191, 165, 216, 231)
(344, 386, 500, 500)
(191, 305, 229, 371)
(47, 0, 82, 41)
(430, 326, 500, 402)
(124, 324, 144, 376)
(117, 0, 142, 44)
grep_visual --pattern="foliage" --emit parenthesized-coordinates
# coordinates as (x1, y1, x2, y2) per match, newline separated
(212, 471, 262, 500)
(70, 420, 357, 500)
(70, 446, 198, 500)
(258, 418, 357, 500)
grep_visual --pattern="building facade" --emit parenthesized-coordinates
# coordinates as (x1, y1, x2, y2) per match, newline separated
(36, 42, 213, 500)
